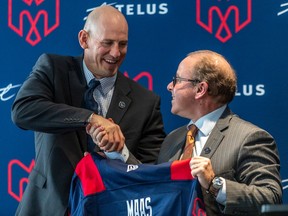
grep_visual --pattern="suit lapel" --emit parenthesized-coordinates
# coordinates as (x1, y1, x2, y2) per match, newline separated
(167, 126, 187, 161)
(200, 107, 233, 158)
(106, 72, 131, 124)
(69, 56, 87, 108)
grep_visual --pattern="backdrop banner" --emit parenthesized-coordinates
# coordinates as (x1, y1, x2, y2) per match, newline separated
(1, 0, 287, 214)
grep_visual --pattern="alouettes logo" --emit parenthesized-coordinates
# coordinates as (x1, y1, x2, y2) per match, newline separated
(196, 0, 252, 43)
(8, 0, 60, 46)
(8, 159, 35, 202)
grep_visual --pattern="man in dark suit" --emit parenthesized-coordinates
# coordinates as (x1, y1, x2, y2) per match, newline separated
(11, 5, 165, 216)
(157, 50, 282, 215)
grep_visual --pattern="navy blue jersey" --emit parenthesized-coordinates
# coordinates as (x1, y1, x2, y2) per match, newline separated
(69, 153, 206, 216)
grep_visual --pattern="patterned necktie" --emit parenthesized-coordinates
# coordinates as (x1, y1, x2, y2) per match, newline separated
(84, 79, 100, 152)
(181, 124, 198, 160)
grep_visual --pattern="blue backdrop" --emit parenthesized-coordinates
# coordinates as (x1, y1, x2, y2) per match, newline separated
(1, 0, 287, 215)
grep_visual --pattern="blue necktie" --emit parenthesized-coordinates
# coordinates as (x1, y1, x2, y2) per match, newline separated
(84, 79, 100, 113)
(84, 79, 100, 152)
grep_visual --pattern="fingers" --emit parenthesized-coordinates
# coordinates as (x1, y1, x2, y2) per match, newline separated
(87, 125, 105, 144)
(190, 156, 215, 189)
(107, 118, 114, 123)
(190, 156, 212, 168)
(86, 123, 92, 134)
(98, 125, 125, 152)
(86, 116, 125, 152)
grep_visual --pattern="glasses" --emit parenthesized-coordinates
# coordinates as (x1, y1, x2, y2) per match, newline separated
(172, 76, 200, 87)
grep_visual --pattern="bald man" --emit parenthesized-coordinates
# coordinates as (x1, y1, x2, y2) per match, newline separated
(12, 5, 165, 215)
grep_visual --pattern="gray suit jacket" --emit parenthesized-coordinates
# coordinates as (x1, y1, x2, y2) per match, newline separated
(12, 53, 165, 216)
(158, 108, 282, 215)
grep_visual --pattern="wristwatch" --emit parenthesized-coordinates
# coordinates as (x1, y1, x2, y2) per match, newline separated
(207, 176, 223, 198)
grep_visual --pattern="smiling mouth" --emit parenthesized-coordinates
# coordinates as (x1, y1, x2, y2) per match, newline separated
(104, 59, 117, 64)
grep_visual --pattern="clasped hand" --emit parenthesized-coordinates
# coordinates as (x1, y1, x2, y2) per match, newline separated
(86, 115, 125, 152)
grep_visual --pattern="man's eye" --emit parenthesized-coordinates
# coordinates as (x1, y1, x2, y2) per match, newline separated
(119, 42, 128, 48)
(101, 41, 113, 47)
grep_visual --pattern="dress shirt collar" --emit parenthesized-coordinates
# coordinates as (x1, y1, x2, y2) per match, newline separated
(83, 60, 117, 95)
(187, 105, 227, 136)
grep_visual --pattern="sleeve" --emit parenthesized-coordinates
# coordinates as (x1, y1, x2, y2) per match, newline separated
(224, 129, 282, 215)
(11, 53, 93, 133)
(68, 153, 105, 215)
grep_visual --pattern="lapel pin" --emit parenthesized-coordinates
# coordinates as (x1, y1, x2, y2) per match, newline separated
(118, 101, 126, 109)
(204, 147, 211, 154)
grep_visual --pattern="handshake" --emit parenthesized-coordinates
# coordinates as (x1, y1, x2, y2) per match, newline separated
(85, 114, 125, 154)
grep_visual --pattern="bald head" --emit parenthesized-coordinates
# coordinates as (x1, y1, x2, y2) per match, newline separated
(78, 5, 128, 78)
(84, 5, 128, 37)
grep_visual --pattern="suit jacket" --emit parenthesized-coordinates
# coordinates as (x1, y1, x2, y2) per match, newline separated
(157, 107, 282, 216)
(12, 53, 165, 216)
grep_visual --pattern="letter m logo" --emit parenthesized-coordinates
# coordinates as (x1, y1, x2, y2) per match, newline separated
(8, 0, 60, 46)
(196, 0, 252, 43)
(8, 159, 35, 202)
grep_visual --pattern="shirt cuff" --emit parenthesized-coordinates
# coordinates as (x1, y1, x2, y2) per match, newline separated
(86, 113, 95, 125)
(216, 177, 227, 205)
(104, 144, 129, 162)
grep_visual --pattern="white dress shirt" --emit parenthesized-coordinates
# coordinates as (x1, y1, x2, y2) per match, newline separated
(188, 105, 227, 205)
(83, 61, 129, 162)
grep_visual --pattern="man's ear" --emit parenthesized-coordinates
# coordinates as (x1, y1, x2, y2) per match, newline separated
(195, 82, 208, 99)
(78, 30, 89, 49)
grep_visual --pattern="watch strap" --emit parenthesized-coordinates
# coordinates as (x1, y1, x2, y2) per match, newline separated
(208, 184, 220, 198)
(206, 176, 221, 198)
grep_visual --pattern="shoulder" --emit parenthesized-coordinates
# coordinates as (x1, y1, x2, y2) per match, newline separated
(34, 54, 82, 74)
(164, 125, 187, 141)
(116, 72, 160, 99)
(228, 114, 273, 139)
(36, 53, 80, 65)
(231, 115, 264, 130)
(219, 107, 268, 133)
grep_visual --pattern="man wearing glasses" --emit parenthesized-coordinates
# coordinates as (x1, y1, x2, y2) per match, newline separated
(157, 50, 282, 215)
(88, 50, 282, 215)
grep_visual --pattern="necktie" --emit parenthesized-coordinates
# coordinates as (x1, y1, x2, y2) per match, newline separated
(84, 79, 100, 152)
(181, 124, 198, 160)
(84, 79, 100, 113)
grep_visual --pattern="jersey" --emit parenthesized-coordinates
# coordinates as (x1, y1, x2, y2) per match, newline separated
(68, 153, 206, 216)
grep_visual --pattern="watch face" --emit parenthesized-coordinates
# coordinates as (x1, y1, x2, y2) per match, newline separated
(213, 177, 223, 189)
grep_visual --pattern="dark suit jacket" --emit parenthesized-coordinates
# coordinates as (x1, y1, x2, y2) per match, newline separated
(157, 108, 282, 216)
(12, 53, 165, 216)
